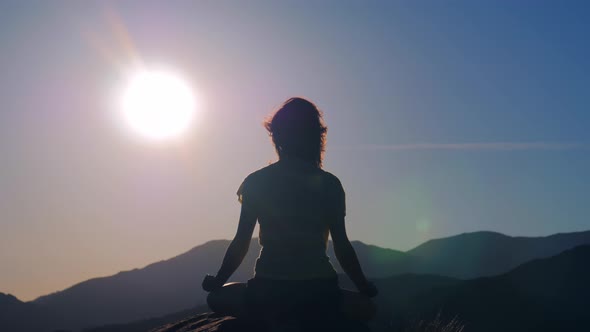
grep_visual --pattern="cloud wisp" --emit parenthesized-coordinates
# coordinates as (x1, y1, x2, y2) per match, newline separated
(337, 142, 590, 152)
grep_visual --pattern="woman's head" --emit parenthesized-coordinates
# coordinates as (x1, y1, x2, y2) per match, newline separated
(265, 97, 327, 168)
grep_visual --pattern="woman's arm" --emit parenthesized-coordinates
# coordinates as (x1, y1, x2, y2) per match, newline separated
(329, 216, 378, 297)
(205, 205, 257, 289)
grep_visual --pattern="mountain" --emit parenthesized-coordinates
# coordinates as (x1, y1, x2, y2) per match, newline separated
(327, 242, 410, 278)
(406, 230, 590, 278)
(4, 230, 590, 331)
(0, 293, 62, 332)
(88, 246, 590, 332)
(377, 245, 590, 332)
(29, 239, 407, 331)
(32, 239, 260, 331)
(0, 292, 22, 309)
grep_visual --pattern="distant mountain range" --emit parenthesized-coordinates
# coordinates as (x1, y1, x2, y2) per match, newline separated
(2, 230, 590, 332)
(0, 293, 60, 332)
(405, 230, 590, 278)
(373, 245, 590, 332)
(85, 245, 590, 332)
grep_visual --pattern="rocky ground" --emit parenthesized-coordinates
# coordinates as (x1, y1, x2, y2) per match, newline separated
(151, 312, 371, 332)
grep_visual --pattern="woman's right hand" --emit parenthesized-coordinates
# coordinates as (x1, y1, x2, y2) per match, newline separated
(202, 274, 224, 292)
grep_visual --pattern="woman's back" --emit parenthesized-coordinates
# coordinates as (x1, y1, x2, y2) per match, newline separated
(203, 97, 377, 325)
(238, 157, 345, 280)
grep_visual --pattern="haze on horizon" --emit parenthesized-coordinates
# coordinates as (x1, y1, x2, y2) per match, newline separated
(1, 1, 589, 301)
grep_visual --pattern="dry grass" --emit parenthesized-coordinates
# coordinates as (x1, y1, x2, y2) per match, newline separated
(401, 314, 465, 332)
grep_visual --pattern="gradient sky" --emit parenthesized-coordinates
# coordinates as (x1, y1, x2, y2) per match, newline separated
(1, 1, 589, 301)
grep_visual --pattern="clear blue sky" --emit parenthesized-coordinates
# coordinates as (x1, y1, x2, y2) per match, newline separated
(1, 1, 589, 300)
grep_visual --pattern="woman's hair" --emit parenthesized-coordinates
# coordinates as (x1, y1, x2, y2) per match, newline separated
(264, 97, 328, 168)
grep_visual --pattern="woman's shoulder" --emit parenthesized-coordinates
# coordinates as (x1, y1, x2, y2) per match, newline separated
(319, 169, 345, 192)
(241, 162, 280, 183)
(237, 164, 279, 199)
(243, 162, 342, 187)
(319, 168, 341, 181)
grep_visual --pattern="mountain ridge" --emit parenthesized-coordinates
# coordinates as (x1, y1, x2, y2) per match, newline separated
(406, 229, 590, 278)
(393, 244, 590, 332)
(3, 229, 590, 331)
(85, 245, 590, 332)
(34, 230, 590, 304)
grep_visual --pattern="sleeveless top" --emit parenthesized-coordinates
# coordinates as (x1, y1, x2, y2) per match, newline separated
(237, 158, 346, 280)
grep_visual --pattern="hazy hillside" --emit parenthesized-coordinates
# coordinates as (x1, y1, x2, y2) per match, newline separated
(86, 246, 590, 332)
(0, 292, 22, 309)
(0, 293, 61, 332)
(406, 230, 590, 278)
(3, 230, 590, 331)
(33, 239, 259, 331)
(29, 239, 407, 331)
(382, 245, 590, 332)
(327, 242, 411, 278)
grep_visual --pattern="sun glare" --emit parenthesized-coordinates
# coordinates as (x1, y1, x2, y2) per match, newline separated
(121, 69, 196, 140)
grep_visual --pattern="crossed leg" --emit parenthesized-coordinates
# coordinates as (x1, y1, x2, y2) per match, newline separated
(207, 283, 376, 322)
(338, 289, 377, 322)
(207, 282, 248, 318)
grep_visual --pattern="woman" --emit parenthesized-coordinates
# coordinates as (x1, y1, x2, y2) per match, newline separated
(202, 97, 377, 325)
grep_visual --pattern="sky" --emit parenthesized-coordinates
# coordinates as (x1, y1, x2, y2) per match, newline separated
(1, 1, 589, 301)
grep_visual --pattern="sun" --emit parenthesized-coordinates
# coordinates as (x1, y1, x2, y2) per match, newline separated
(121, 69, 197, 140)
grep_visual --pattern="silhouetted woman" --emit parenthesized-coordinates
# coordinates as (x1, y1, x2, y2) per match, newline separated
(202, 97, 377, 327)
